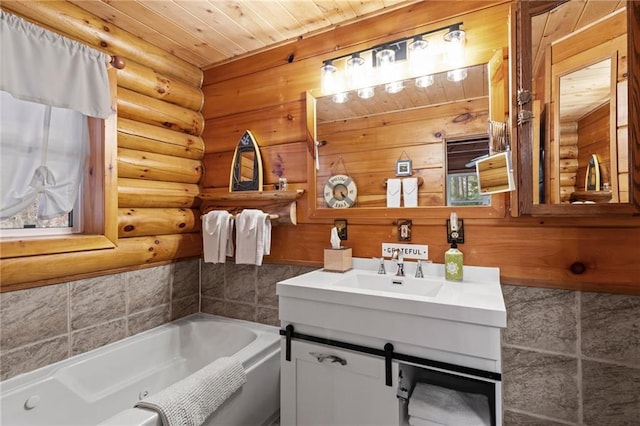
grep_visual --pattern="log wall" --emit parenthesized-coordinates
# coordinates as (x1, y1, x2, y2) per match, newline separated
(0, 1, 204, 291)
(202, 1, 640, 294)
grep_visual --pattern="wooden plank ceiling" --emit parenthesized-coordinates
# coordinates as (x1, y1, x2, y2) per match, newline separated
(69, 0, 420, 70)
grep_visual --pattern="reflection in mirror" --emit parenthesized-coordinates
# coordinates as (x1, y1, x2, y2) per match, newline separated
(314, 64, 492, 208)
(529, 2, 627, 206)
(445, 135, 490, 206)
(229, 130, 263, 192)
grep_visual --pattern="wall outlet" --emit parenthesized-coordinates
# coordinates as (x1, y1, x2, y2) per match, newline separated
(446, 218, 464, 244)
(397, 219, 412, 241)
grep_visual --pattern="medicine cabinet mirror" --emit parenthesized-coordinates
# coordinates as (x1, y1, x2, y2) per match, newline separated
(516, 0, 639, 215)
(306, 50, 512, 221)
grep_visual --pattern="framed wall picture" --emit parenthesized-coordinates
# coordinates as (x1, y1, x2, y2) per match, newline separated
(396, 159, 412, 177)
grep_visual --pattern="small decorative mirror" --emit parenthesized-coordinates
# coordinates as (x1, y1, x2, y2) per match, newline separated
(229, 130, 263, 192)
(476, 152, 515, 195)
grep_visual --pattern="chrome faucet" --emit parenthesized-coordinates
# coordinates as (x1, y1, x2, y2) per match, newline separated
(415, 259, 424, 278)
(391, 248, 405, 277)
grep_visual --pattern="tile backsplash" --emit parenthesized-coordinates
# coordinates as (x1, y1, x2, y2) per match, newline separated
(1, 259, 638, 425)
(501, 285, 640, 425)
(0, 258, 199, 380)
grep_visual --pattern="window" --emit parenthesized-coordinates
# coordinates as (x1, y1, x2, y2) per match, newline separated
(0, 11, 117, 259)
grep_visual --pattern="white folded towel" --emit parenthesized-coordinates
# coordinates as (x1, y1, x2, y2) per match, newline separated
(202, 211, 234, 264)
(403, 177, 418, 207)
(408, 382, 490, 426)
(134, 357, 246, 426)
(387, 178, 401, 207)
(235, 209, 271, 265)
(409, 416, 445, 426)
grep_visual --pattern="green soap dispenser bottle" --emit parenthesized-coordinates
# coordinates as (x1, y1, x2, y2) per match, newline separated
(445, 241, 463, 281)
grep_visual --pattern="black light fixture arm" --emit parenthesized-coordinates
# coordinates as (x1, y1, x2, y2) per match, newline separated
(322, 21, 464, 65)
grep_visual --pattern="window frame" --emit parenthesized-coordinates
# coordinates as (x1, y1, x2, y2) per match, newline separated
(0, 67, 118, 258)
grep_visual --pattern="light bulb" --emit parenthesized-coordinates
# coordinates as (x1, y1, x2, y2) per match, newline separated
(332, 92, 349, 103)
(444, 28, 466, 69)
(357, 87, 375, 99)
(346, 53, 365, 89)
(385, 80, 403, 94)
(376, 47, 396, 83)
(415, 75, 434, 88)
(447, 68, 468, 82)
(409, 36, 430, 75)
(320, 61, 337, 94)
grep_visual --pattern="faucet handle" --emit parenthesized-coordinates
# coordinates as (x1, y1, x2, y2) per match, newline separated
(415, 259, 424, 278)
(374, 257, 386, 275)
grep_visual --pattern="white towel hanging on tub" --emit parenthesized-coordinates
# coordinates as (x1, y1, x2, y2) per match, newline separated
(202, 210, 234, 264)
(134, 356, 246, 426)
(235, 209, 271, 265)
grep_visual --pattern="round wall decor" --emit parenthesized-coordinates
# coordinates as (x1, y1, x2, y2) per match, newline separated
(324, 174, 357, 208)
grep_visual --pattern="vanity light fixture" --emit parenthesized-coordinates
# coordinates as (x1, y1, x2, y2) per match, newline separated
(320, 22, 467, 102)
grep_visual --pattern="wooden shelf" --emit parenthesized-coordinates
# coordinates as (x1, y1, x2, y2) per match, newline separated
(199, 189, 303, 203)
(199, 189, 304, 225)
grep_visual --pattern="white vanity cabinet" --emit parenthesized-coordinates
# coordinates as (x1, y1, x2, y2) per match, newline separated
(280, 339, 398, 426)
(278, 259, 507, 426)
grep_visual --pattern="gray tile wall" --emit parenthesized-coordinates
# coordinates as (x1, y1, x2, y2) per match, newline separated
(3, 258, 639, 426)
(0, 258, 199, 381)
(200, 262, 316, 326)
(501, 285, 640, 425)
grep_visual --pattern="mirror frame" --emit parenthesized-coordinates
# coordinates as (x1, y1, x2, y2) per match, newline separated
(305, 90, 508, 223)
(515, 0, 640, 215)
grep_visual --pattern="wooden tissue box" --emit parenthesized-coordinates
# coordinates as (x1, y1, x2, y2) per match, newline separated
(324, 247, 352, 272)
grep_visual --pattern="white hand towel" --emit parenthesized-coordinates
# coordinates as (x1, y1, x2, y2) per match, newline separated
(408, 382, 490, 426)
(235, 209, 270, 265)
(387, 178, 401, 207)
(403, 177, 418, 207)
(134, 357, 246, 426)
(203, 211, 232, 264)
(409, 416, 445, 426)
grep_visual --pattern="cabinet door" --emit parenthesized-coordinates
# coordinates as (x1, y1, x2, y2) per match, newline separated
(281, 339, 398, 426)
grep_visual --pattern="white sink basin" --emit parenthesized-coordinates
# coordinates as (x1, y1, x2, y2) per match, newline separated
(332, 273, 443, 298)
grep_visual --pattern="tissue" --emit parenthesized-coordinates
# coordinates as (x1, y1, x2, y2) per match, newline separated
(330, 226, 341, 249)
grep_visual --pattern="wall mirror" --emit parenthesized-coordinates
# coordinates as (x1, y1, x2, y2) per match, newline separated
(306, 50, 511, 222)
(516, 0, 639, 215)
(230, 130, 263, 192)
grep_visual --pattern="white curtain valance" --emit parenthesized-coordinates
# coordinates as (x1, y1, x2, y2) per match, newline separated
(0, 10, 112, 119)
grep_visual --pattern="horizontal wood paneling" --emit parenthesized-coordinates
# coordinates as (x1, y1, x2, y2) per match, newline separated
(117, 87, 204, 136)
(118, 208, 201, 238)
(202, 1, 640, 294)
(118, 147, 203, 183)
(117, 118, 204, 160)
(118, 178, 200, 209)
(1, 234, 202, 292)
(203, 101, 306, 153)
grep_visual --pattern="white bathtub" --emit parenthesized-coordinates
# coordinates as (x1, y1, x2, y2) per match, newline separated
(0, 313, 281, 426)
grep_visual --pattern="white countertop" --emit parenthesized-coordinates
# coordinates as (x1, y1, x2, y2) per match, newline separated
(277, 257, 507, 328)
